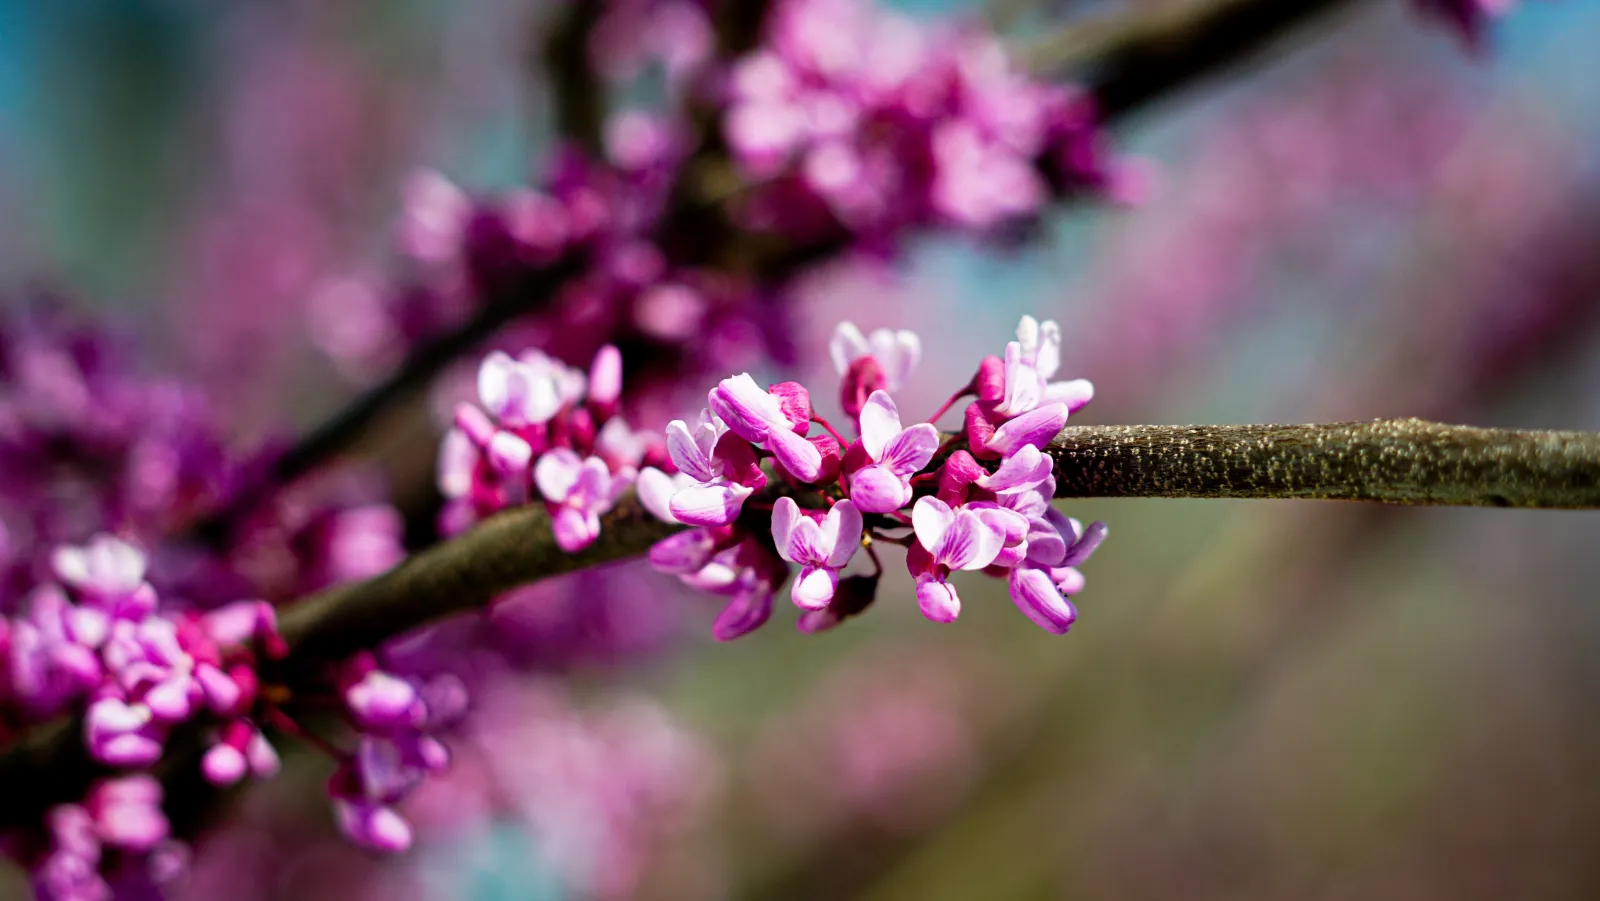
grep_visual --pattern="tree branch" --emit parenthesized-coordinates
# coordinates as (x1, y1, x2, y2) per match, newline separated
(1022, 0, 1367, 119)
(1047, 420, 1600, 507)
(273, 494, 682, 674)
(540, 0, 606, 154)
(4, 418, 1597, 827)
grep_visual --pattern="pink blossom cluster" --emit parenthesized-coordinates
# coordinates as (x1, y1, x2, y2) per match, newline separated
(1, 534, 283, 897)
(436, 342, 665, 548)
(326, 657, 467, 853)
(0, 535, 283, 765)
(321, 133, 777, 408)
(0, 308, 245, 605)
(721, 0, 1131, 244)
(33, 776, 185, 901)
(639, 315, 1106, 639)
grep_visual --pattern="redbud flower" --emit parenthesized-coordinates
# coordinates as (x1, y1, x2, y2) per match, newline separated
(534, 450, 628, 552)
(829, 321, 920, 392)
(477, 350, 564, 428)
(985, 402, 1070, 458)
(400, 169, 470, 264)
(666, 411, 762, 526)
(707, 374, 824, 481)
(992, 316, 1094, 418)
(907, 497, 1006, 623)
(848, 391, 939, 513)
(771, 497, 863, 610)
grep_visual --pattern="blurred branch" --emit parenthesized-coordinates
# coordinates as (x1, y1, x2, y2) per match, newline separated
(188, 259, 579, 546)
(541, 0, 607, 154)
(1047, 420, 1600, 507)
(1022, 0, 1368, 119)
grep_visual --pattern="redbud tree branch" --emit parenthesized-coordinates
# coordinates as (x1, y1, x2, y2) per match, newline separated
(3, 418, 1596, 829)
(272, 420, 1600, 671)
(1022, 0, 1367, 118)
(1046, 420, 1600, 507)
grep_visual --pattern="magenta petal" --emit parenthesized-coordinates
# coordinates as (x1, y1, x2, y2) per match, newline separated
(649, 530, 716, 574)
(911, 495, 955, 550)
(636, 467, 680, 523)
(988, 403, 1068, 456)
(588, 344, 623, 407)
(1044, 378, 1094, 413)
(666, 420, 716, 481)
(1025, 517, 1068, 567)
(768, 426, 825, 482)
(771, 497, 802, 560)
(880, 422, 939, 476)
(670, 482, 752, 527)
(552, 506, 601, 552)
(1061, 520, 1108, 567)
(977, 445, 1052, 493)
(790, 565, 838, 611)
(710, 373, 785, 443)
(1054, 566, 1087, 595)
(830, 321, 870, 375)
(916, 578, 961, 623)
(202, 744, 247, 786)
(1010, 567, 1077, 633)
(935, 510, 1005, 571)
(98, 732, 164, 767)
(850, 464, 912, 514)
(533, 448, 582, 502)
(712, 580, 774, 641)
(786, 518, 828, 565)
(858, 390, 902, 461)
(823, 500, 863, 568)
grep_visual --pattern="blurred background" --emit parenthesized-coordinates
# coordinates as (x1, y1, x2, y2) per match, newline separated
(3, 0, 1600, 898)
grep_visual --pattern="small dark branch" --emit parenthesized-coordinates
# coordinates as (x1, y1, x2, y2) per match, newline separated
(1022, 0, 1367, 119)
(1048, 420, 1600, 507)
(712, 0, 776, 58)
(541, 0, 607, 154)
(274, 493, 683, 674)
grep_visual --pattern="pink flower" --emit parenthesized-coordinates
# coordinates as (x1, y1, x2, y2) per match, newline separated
(201, 721, 279, 787)
(50, 534, 150, 609)
(1007, 516, 1106, 634)
(345, 670, 424, 731)
(829, 322, 921, 391)
(85, 776, 169, 852)
(636, 466, 698, 524)
(534, 449, 628, 552)
(984, 402, 1069, 457)
(771, 498, 863, 610)
(333, 799, 414, 854)
(991, 316, 1094, 418)
(399, 169, 470, 264)
(974, 444, 1054, 497)
(848, 391, 939, 513)
(707, 373, 824, 481)
(907, 496, 1006, 623)
(85, 697, 164, 767)
(665, 410, 766, 526)
(477, 350, 564, 428)
(588, 344, 624, 416)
